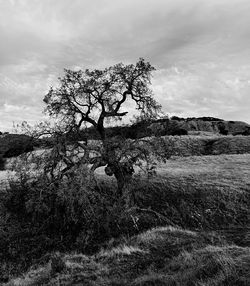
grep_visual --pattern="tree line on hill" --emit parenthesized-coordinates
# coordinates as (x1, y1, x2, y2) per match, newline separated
(1, 115, 250, 171)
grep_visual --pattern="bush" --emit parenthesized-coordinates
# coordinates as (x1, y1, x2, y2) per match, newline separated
(0, 134, 34, 158)
(0, 173, 153, 278)
(0, 174, 103, 277)
(132, 177, 250, 231)
(170, 128, 188, 136)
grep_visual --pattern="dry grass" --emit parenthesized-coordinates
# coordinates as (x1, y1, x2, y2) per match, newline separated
(161, 134, 250, 156)
(156, 153, 250, 193)
(1, 137, 250, 284)
(6, 227, 250, 286)
(94, 153, 250, 196)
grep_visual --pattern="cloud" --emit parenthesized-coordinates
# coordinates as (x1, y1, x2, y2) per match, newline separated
(153, 62, 250, 122)
(0, 0, 250, 131)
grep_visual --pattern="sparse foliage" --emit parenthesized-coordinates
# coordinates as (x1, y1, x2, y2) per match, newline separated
(38, 59, 164, 201)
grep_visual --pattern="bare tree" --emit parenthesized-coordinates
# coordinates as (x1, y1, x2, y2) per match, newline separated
(38, 59, 163, 200)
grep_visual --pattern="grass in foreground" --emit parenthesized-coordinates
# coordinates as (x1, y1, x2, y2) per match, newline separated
(1, 153, 249, 282)
(6, 226, 250, 286)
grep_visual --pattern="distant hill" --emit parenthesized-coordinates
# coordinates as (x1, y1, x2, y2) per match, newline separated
(92, 116, 250, 139)
(147, 117, 250, 137)
(0, 134, 34, 169)
(168, 116, 250, 135)
(0, 117, 249, 164)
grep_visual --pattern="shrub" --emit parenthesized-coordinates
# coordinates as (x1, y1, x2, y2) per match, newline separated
(132, 177, 250, 231)
(170, 128, 188, 136)
(0, 134, 34, 158)
(0, 173, 154, 278)
(0, 173, 104, 277)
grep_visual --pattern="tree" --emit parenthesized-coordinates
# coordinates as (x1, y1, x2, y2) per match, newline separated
(33, 59, 164, 203)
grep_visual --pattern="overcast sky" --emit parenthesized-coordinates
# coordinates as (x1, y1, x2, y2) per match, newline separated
(1, 0, 250, 131)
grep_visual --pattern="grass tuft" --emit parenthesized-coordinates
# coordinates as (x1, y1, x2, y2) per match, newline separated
(6, 227, 250, 286)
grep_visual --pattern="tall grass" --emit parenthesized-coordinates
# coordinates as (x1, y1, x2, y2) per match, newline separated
(1, 152, 249, 283)
(0, 164, 249, 282)
(161, 135, 250, 156)
(6, 227, 250, 286)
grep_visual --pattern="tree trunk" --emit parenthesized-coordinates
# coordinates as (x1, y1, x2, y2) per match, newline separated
(104, 143, 135, 207)
(113, 162, 134, 208)
(114, 170, 130, 197)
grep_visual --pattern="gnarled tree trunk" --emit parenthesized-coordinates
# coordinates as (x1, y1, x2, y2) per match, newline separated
(105, 161, 135, 207)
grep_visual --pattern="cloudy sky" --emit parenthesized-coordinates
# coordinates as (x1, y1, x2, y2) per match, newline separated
(1, 0, 250, 131)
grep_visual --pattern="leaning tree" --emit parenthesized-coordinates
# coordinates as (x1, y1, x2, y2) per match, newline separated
(36, 58, 167, 201)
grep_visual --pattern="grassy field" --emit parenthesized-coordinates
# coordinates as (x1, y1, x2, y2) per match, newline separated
(157, 153, 250, 193)
(161, 134, 250, 156)
(1, 138, 250, 285)
(91, 153, 250, 244)
(6, 226, 250, 286)
(94, 153, 250, 198)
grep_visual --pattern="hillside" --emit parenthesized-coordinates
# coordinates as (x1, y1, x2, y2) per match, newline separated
(0, 117, 249, 158)
(0, 134, 34, 170)
(6, 226, 250, 286)
(148, 117, 250, 137)
(160, 135, 250, 156)
(81, 117, 250, 140)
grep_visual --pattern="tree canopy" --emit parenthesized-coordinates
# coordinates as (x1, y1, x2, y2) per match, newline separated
(44, 58, 161, 139)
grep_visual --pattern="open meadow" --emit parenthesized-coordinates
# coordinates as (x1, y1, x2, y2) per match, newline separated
(1, 124, 250, 285)
(2, 142, 249, 284)
(157, 153, 250, 193)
